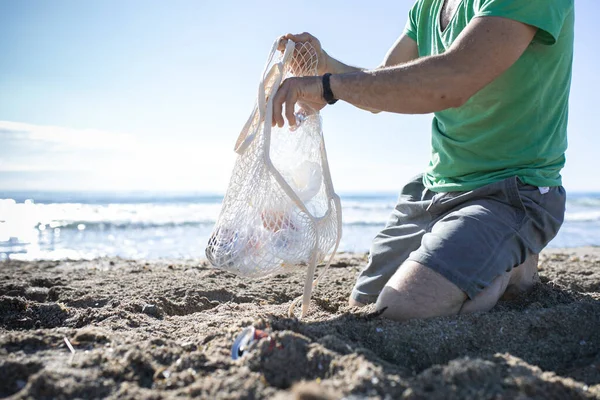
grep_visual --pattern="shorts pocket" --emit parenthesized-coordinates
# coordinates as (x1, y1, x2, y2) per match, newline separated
(515, 181, 566, 253)
(500, 177, 528, 228)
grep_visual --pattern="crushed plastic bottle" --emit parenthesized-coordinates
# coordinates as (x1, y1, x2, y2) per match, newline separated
(289, 110, 308, 132)
(205, 228, 244, 268)
(270, 227, 310, 266)
(231, 326, 273, 360)
(206, 226, 263, 272)
(291, 161, 322, 202)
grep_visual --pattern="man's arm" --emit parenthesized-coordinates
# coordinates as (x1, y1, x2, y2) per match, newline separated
(330, 17, 537, 114)
(272, 17, 537, 127)
(279, 32, 419, 75)
(326, 33, 419, 74)
(278, 32, 419, 115)
(379, 33, 420, 68)
(319, 33, 419, 113)
(357, 33, 419, 113)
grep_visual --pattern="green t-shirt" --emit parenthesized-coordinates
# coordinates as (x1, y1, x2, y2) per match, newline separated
(404, 0, 574, 192)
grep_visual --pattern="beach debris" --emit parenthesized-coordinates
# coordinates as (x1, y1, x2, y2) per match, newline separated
(180, 341, 197, 352)
(63, 337, 75, 354)
(154, 367, 171, 380)
(231, 326, 273, 360)
(64, 336, 76, 364)
(142, 303, 163, 318)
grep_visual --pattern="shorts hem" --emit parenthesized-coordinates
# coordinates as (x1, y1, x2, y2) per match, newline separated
(350, 289, 379, 306)
(407, 252, 482, 299)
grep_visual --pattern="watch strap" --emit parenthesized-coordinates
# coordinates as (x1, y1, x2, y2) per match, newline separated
(322, 73, 338, 105)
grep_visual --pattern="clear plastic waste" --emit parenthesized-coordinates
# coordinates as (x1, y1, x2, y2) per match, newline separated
(290, 161, 322, 202)
(289, 110, 308, 132)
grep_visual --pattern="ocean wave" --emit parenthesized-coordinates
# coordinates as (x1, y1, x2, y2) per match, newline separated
(36, 220, 216, 230)
(1, 195, 600, 233)
(0, 200, 222, 228)
(568, 196, 600, 208)
(564, 211, 600, 222)
(21, 220, 387, 231)
(2, 202, 598, 232)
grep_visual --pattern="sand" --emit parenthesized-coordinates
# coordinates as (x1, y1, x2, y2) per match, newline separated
(1, 248, 600, 399)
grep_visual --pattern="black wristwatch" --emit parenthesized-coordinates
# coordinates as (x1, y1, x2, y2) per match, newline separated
(322, 73, 338, 105)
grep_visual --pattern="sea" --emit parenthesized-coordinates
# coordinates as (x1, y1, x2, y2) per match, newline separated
(1, 191, 599, 261)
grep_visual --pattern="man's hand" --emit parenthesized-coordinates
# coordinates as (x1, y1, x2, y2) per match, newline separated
(271, 76, 326, 128)
(278, 32, 329, 76)
(275, 31, 419, 115)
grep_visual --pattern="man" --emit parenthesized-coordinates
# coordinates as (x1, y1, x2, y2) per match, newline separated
(273, 0, 574, 321)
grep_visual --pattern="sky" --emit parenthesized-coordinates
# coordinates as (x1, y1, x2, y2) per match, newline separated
(0, 0, 597, 194)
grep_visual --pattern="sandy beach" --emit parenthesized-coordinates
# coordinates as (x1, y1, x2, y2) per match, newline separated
(1, 248, 599, 399)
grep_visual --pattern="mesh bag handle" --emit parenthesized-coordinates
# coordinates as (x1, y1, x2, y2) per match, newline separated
(288, 131, 343, 318)
(234, 40, 296, 154)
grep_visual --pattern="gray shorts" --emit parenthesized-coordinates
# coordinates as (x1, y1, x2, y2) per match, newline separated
(351, 174, 566, 304)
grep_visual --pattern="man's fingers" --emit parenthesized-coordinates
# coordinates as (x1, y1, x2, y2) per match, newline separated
(272, 79, 300, 128)
(289, 32, 313, 43)
(277, 34, 292, 52)
(278, 32, 315, 51)
(278, 33, 304, 52)
(285, 90, 298, 127)
(272, 82, 286, 128)
(291, 44, 316, 75)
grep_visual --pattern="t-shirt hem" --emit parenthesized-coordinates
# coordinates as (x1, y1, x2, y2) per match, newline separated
(404, 28, 418, 43)
(423, 175, 563, 193)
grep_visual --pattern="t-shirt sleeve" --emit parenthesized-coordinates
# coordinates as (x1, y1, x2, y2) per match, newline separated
(403, 0, 421, 42)
(476, 0, 573, 45)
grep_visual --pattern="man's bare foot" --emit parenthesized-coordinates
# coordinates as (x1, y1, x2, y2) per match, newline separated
(460, 272, 511, 314)
(460, 254, 540, 314)
(501, 254, 540, 300)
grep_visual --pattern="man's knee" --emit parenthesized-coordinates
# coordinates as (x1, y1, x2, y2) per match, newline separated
(375, 261, 466, 321)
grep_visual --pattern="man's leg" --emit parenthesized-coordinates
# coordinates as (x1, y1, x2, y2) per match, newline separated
(372, 180, 524, 320)
(349, 175, 433, 307)
(374, 254, 540, 320)
(373, 178, 564, 321)
(375, 261, 466, 320)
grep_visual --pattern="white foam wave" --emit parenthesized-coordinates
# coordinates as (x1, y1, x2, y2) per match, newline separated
(0, 199, 222, 232)
(564, 210, 600, 222)
(2, 196, 598, 236)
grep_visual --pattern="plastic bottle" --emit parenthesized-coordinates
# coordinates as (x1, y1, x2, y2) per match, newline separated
(289, 110, 308, 132)
(270, 227, 309, 265)
(292, 161, 322, 202)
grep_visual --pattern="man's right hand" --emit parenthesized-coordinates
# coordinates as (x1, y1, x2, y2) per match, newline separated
(278, 32, 329, 76)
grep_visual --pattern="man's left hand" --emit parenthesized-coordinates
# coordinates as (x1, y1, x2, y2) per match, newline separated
(271, 76, 326, 128)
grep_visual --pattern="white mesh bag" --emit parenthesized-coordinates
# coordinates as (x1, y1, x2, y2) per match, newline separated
(206, 39, 342, 318)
